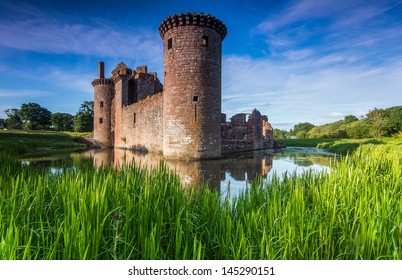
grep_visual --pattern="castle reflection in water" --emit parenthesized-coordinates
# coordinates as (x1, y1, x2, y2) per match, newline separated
(21, 147, 333, 196)
(87, 148, 274, 191)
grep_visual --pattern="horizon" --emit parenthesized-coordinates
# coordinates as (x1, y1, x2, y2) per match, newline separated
(0, 0, 401, 130)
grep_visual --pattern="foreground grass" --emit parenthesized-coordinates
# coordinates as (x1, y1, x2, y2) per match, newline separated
(0, 144, 401, 260)
(0, 130, 86, 154)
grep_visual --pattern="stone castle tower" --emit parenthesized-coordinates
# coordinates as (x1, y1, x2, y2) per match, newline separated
(92, 61, 114, 148)
(159, 12, 227, 159)
(92, 12, 227, 159)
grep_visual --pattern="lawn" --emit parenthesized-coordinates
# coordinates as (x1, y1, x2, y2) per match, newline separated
(282, 137, 402, 154)
(0, 130, 87, 154)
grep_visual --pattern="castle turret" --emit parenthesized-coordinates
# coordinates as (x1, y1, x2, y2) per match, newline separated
(92, 61, 114, 147)
(159, 12, 227, 159)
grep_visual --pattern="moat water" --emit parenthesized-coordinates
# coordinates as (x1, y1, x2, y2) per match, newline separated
(20, 147, 336, 197)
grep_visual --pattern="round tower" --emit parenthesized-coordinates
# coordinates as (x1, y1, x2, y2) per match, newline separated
(92, 61, 114, 147)
(159, 12, 227, 159)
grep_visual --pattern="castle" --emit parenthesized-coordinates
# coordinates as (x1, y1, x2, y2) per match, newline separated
(92, 12, 273, 159)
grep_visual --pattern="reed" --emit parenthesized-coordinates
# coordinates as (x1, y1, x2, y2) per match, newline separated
(0, 145, 400, 259)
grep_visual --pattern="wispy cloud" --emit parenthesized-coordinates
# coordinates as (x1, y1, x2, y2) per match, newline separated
(229, 0, 402, 129)
(222, 51, 402, 129)
(0, 2, 162, 62)
(0, 89, 51, 97)
(256, 0, 395, 34)
(46, 68, 94, 94)
(254, 0, 402, 66)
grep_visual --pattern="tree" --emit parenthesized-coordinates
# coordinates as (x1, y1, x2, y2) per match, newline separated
(290, 122, 315, 138)
(343, 115, 359, 124)
(19, 103, 51, 130)
(51, 113, 74, 131)
(73, 101, 94, 132)
(4, 108, 23, 129)
(366, 108, 389, 137)
(345, 121, 371, 139)
(382, 106, 402, 135)
(273, 128, 289, 139)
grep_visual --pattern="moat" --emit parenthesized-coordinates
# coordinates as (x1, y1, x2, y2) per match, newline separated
(20, 147, 336, 197)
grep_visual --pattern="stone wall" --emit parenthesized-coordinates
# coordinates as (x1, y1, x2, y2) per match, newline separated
(262, 115, 274, 148)
(115, 93, 163, 154)
(248, 109, 263, 149)
(134, 66, 163, 102)
(221, 109, 274, 153)
(113, 76, 128, 147)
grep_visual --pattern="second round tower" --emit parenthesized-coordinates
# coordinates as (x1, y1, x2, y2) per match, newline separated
(159, 12, 227, 159)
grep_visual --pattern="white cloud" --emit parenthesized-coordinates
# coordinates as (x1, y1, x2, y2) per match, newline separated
(0, 89, 51, 97)
(222, 52, 402, 130)
(329, 112, 344, 118)
(239, 0, 402, 129)
(0, 3, 162, 63)
(46, 68, 94, 94)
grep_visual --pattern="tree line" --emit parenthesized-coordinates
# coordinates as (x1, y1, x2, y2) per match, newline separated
(0, 101, 94, 132)
(274, 105, 402, 139)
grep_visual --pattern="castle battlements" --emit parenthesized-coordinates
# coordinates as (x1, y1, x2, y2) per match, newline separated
(159, 12, 227, 39)
(91, 78, 114, 87)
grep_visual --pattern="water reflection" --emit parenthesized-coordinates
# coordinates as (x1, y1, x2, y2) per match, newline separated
(21, 147, 335, 196)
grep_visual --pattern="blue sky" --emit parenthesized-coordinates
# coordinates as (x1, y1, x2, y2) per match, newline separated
(0, 0, 401, 130)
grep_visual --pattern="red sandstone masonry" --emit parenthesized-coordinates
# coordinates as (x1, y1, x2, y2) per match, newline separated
(92, 76, 114, 147)
(119, 93, 163, 153)
(161, 13, 226, 159)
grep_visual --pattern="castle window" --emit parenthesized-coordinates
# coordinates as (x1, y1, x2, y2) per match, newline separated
(99, 118, 103, 124)
(100, 101, 104, 108)
(133, 113, 136, 124)
(193, 96, 199, 103)
(168, 38, 172, 50)
(202, 36, 209, 47)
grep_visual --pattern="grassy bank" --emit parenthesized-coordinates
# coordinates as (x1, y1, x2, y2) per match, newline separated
(0, 130, 86, 154)
(0, 143, 400, 260)
(282, 137, 402, 154)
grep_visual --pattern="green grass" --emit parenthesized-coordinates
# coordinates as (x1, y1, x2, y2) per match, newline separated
(282, 138, 338, 148)
(0, 144, 401, 260)
(283, 137, 402, 154)
(0, 130, 86, 154)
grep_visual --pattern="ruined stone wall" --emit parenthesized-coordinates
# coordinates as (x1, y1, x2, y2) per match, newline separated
(221, 139, 255, 154)
(248, 109, 263, 149)
(221, 109, 275, 153)
(115, 93, 163, 154)
(231, 113, 247, 125)
(160, 12, 226, 159)
(136, 73, 157, 101)
(262, 115, 274, 148)
(221, 113, 226, 123)
(231, 125, 248, 140)
(226, 113, 248, 140)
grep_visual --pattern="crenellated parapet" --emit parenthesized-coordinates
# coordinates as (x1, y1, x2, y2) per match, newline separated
(159, 12, 227, 40)
(92, 78, 114, 87)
